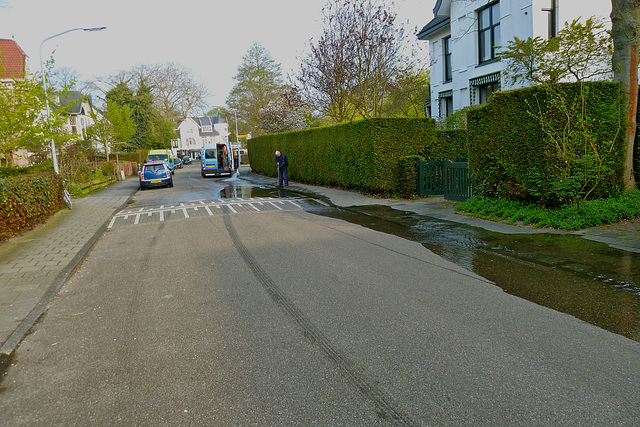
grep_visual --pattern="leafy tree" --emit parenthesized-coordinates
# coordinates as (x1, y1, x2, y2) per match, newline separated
(147, 110, 177, 149)
(86, 110, 115, 160)
(103, 99, 137, 154)
(382, 67, 430, 118)
(500, 17, 613, 87)
(106, 81, 134, 107)
(298, 0, 414, 122)
(0, 73, 71, 167)
(0, 77, 48, 166)
(226, 42, 284, 136)
(259, 87, 310, 133)
(130, 80, 154, 149)
(207, 106, 232, 123)
(611, 0, 639, 191)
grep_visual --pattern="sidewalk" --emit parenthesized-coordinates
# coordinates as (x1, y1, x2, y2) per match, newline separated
(0, 178, 139, 354)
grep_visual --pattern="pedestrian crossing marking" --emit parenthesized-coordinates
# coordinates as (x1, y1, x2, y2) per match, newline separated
(108, 197, 304, 228)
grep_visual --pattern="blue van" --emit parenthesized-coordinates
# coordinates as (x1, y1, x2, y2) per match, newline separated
(201, 142, 234, 177)
(147, 149, 175, 175)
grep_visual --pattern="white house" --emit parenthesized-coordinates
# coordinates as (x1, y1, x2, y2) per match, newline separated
(417, 0, 612, 119)
(174, 114, 229, 159)
(57, 91, 100, 141)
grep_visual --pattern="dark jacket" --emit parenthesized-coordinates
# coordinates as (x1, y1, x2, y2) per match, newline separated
(276, 153, 288, 170)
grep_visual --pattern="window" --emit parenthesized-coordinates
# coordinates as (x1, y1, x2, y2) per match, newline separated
(439, 90, 453, 118)
(443, 96, 453, 117)
(424, 100, 432, 119)
(544, 0, 557, 39)
(478, 1, 500, 64)
(478, 82, 499, 104)
(202, 125, 213, 133)
(443, 36, 452, 82)
(470, 72, 501, 105)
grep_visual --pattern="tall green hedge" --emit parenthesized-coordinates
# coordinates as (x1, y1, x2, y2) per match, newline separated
(467, 82, 625, 206)
(0, 172, 63, 242)
(429, 130, 468, 161)
(248, 118, 437, 193)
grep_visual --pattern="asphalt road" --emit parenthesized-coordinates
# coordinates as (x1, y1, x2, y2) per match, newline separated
(1, 166, 639, 426)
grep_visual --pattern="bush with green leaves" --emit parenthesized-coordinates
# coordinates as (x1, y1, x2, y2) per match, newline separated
(0, 172, 63, 242)
(467, 82, 624, 207)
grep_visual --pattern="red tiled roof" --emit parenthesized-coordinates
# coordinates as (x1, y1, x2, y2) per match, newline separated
(0, 39, 27, 79)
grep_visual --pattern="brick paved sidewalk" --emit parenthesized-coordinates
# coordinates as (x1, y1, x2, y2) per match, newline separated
(0, 178, 138, 354)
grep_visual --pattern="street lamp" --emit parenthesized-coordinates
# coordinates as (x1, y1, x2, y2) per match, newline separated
(39, 26, 106, 174)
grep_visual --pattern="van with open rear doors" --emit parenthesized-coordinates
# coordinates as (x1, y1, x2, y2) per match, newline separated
(201, 142, 234, 177)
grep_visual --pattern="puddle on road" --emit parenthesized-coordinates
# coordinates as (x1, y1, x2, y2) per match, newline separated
(311, 204, 640, 343)
(224, 180, 640, 342)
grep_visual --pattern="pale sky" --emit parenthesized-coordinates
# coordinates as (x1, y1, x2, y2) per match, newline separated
(0, 0, 432, 110)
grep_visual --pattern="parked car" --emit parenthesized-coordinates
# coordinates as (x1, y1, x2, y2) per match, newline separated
(182, 156, 191, 165)
(140, 160, 173, 190)
(146, 149, 175, 175)
(174, 157, 183, 169)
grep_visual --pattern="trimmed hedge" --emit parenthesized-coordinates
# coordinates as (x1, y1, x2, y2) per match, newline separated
(0, 172, 63, 242)
(0, 163, 55, 178)
(467, 82, 625, 206)
(397, 155, 423, 198)
(248, 118, 437, 194)
(429, 130, 467, 161)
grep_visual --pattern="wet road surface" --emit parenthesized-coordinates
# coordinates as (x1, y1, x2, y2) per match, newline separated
(235, 179, 640, 343)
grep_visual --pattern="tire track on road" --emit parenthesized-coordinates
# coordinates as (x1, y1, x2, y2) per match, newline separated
(223, 213, 417, 426)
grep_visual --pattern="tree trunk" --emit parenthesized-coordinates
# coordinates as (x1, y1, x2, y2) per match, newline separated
(611, 0, 640, 190)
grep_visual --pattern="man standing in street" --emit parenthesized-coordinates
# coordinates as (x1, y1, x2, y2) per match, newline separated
(275, 150, 289, 186)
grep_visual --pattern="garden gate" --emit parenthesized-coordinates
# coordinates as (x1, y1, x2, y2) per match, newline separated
(417, 159, 475, 201)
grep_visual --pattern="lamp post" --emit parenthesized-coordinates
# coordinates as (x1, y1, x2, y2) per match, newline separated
(39, 26, 106, 174)
(234, 110, 240, 174)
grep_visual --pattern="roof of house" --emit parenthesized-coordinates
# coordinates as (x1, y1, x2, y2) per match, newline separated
(417, 16, 450, 40)
(177, 114, 228, 135)
(57, 91, 94, 115)
(0, 39, 27, 79)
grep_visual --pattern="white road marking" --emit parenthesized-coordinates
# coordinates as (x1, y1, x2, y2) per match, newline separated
(108, 197, 302, 228)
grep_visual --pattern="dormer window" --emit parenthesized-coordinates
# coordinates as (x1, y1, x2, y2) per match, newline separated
(202, 125, 213, 133)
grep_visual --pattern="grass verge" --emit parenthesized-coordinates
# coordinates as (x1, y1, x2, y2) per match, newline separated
(455, 189, 640, 231)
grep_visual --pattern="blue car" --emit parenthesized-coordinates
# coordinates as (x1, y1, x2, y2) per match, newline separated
(140, 160, 173, 190)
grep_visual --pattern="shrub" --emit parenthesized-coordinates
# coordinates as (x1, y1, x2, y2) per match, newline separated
(0, 172, 63, 242)
(467, 82, 624, 206)
(456, 189, 640, 230)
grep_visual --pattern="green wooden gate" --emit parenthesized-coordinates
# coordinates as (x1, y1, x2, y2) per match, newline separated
(417, 159, 475, 201)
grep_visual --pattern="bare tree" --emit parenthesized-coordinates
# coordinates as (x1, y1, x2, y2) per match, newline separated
(259, 87, 310, 133)
(611, 0, 639, 191)
(125, 63, 209, 121)
(298, 0, 413, 122)
(49, 66, 80, 91)
(90, 63, 209, 121)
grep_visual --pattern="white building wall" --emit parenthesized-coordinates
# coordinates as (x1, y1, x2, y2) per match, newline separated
(425, 0, 612, 118)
